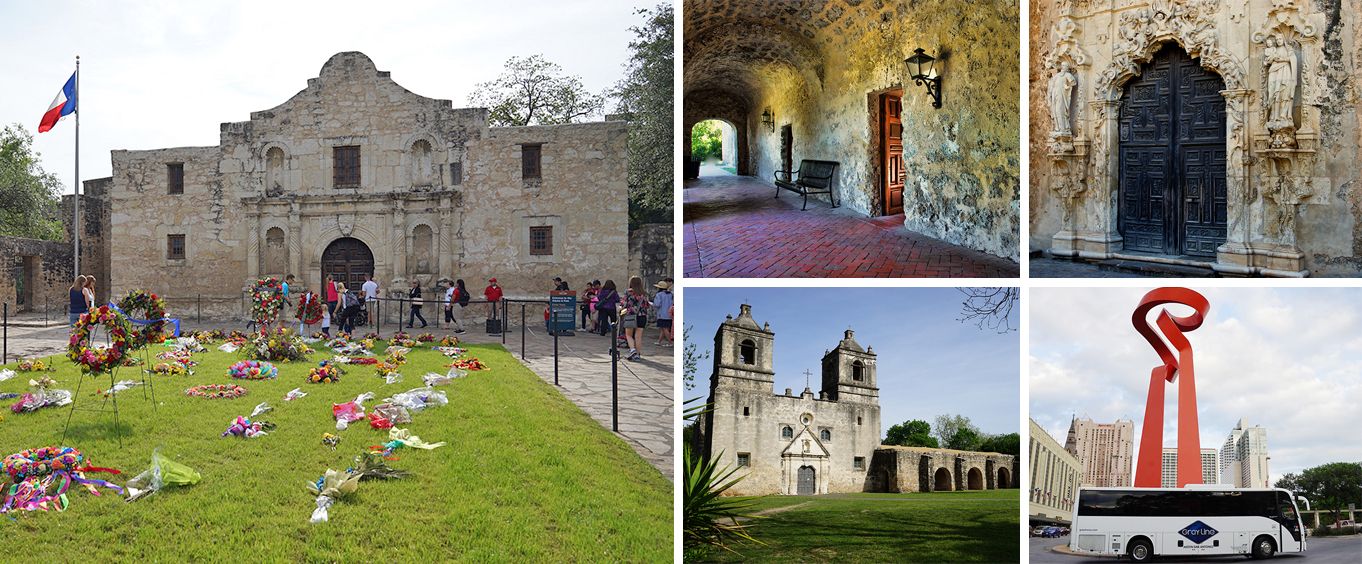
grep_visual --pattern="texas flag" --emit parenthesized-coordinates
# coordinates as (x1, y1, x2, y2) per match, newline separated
(38, 71, 77, 133)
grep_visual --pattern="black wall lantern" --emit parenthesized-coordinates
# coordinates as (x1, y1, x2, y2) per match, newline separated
(904, 48, 942, 108)
(761, 107, 775, 132)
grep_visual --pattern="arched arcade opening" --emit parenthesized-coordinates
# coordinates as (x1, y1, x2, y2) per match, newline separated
(967, 468, 984, 491)
(933, 467, 953, 492)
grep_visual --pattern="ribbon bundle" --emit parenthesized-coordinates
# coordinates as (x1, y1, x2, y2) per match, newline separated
(1, 446, 123, 514)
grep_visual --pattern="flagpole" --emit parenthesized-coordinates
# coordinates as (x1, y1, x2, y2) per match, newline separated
(74, 55, 81, 289)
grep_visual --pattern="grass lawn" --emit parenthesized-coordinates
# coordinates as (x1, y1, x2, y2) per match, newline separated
(0, 338, 671, 561)
(694, 490, 1019, 563)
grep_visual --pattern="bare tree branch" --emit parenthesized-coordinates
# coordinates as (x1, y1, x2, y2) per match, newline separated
(957, 287, 1018, 333)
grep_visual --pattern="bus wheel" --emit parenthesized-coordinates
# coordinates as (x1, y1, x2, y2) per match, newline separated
(1126, 538, 1154, 562)
(1251, 536, 1276, 559)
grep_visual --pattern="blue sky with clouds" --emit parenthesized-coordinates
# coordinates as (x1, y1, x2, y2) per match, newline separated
(0, 0, 654, 194)
(1031, 287, 1362, 486)
(684, 287, 1021, 440)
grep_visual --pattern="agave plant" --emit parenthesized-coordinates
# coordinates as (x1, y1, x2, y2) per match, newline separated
(682, 398, 763, 554)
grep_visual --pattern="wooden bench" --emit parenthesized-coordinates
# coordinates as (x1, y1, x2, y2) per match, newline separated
(774, 159, 840, 210)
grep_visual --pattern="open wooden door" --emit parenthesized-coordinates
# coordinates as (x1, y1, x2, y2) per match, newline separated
(881, 92, 905, 215)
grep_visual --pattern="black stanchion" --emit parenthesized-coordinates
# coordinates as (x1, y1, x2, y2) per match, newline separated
(376, 298, 382, 337)
(611, 316, 619, 432)
(553, 330, 559, 386)
(3, 302, 8, 365)
(501, 299, 507, 345)
(520, 304, 526, 360)
(197, 294, 202, 323)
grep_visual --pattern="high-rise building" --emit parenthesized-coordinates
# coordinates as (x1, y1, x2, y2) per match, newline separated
(1030, 419, 1084, 525)
(1160, 448, 1220, 488)
(1065, 417, 1135, 487)
(1220, 419, 1270, 488)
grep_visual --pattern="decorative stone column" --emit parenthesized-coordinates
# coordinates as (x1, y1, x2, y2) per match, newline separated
(246, 204, 261, 283)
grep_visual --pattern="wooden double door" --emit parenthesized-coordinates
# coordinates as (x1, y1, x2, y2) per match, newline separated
(321, 237, 374, 294)
(1118, 45, 1227, 258)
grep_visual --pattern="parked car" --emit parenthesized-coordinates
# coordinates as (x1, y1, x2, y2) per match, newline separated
(1042, 526, 1062, 538)
(1031, 526, 1047, 537)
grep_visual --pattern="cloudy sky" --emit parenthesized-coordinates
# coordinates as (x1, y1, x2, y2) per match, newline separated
(685, 287, 1021, 440)
(1031, 287, 1362, 486)
(0, 0, 656, 194)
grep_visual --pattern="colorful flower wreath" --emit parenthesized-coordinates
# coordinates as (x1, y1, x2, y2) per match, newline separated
(116, 289, 169, 349)
(15, 359, 54, 372)
(3, 446, 82, 482)
(185, 384, 247, 399)
(296, 292, 324, 325)
(228, 360, 278, 380)
(415, 333, 435, 343)
(247, 328, 312, 362)
(437, 335, 460, 347)
(307, 361, 343, 384)
(250, 277, 285, 327)
(450, 357, 487, 371)
(67, 306, 134, 374)
(156, 350, 198, 367)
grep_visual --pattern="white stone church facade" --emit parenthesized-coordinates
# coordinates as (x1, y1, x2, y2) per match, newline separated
(105, 52, 627, 311)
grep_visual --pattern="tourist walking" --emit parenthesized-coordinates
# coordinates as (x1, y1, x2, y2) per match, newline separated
(580, 280, 598, 330)
(484, 278, 503, 321)
(337, 282, 361, 335)
(325, 275, 339, 319)
(68, 275, 88, 327)
(653, 280, 673, 346)
(361, 273, 378, 329)
(282, 274, 295, 307)
(621, 276, 651, 361)
(448, 279, 469, 333)
(595, 279, 619, 336)
(407, 280, 427, 329)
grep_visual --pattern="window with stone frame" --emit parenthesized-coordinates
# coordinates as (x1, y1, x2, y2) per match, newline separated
(854, 456, 865, 470)
(167, 234, 186, 260)
(167, 163, 184, 194)
(521, 144, 542, 180)
(820, 429, 831, 442)
(737, 453, 750, 467)
(529, 226, 553, 256)
(781, 426, 793, 439)
(333, 145, 360, 187)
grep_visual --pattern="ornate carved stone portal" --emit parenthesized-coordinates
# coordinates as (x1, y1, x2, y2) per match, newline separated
(1043, 0, 1333, 276)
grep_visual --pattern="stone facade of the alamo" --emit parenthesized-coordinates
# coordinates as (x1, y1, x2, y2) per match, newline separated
(694, 304, 1016, 496)
(87, 51, 629, 315)
(1030, 0, 1362, 276)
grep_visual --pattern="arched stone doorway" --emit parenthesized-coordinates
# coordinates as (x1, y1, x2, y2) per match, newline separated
(1118, 42, 1227, 258)
(967, 467, 984, 490)
(933, 467, 952, 492)
(797, 465, 816, 495)
(689, 119, 739, 178)
(321, 237, 374, 293)
(997, 467, 1011, 489)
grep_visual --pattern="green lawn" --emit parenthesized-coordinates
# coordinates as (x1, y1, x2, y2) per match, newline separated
(695, 490, 1019, 563)
(0, 339, 671, 561)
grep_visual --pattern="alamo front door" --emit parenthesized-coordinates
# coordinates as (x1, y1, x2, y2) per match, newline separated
(1118, 43, 1227, 258)
(797, 465, 816, 495)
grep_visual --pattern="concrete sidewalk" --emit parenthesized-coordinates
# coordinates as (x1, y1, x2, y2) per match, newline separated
(1, 317, 676, 480)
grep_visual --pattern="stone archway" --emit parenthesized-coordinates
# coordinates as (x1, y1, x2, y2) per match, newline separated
(997, 466, 1011, 489)
(933, 467, 953, 492)
(967, 467, 985, 490)
(320, 237, 374, 294)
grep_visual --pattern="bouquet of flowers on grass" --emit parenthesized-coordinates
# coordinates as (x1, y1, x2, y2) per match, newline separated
(374, 360, 402, 380)
(437, 335, 460, 347)
(248, 328, 312, 362)
(151, 362, 190, 376)
(193, 330, 226, 343)
(120, 356, 145, 367)
(305, 451, 408, 523)
(359, 338, 376, 351)
(449, 357, 487, 371)
(222, 415, 274, 438)
(363, 332, 379, 340)
(185, 384, 247, 399)
(307, 361, 343, 384)
(15, 359, 54, 372)
(227, 360, 278, 380)
(9, 377, 72, 414)
(348, 357, 379, 365)
(156, 350, 198, 368)
(415, 333, 435, 343)
(390, 331, 410, 342)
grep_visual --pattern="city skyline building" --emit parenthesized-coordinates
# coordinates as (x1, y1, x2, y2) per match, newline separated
(1161, 447, 1220, 488)
(1030, 418, 1084, 525)
(1221, 418, 1271, 488)
(1065, 417, 1135, 487)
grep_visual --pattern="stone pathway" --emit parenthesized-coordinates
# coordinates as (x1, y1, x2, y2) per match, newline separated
(1029, 257, 1162, 278)
(0, 317, 675, 480)
(684, 174, 1019, 278)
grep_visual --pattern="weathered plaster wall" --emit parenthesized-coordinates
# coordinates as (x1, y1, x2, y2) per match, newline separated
(629, 223, 674, 288)
(742, 0, 1021, 260)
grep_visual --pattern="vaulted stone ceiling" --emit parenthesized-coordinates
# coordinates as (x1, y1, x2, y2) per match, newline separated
(684, 0, 915, 106)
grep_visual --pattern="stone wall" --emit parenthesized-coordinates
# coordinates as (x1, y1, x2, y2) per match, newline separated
(690, 0, 1021, 260)
(629, 223, 674, 289)
(1030, 0, 1362, 276)
(682, 90, 751, 175)
(0, 236, 73, 316)
(870, 446, 1016, 493)
(106, 52, 629, 318)
(68, 177, 113, 304)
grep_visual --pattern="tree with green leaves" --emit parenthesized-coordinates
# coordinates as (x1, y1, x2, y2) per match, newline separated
(683, 323, 709, 391)
(691, 120, 723, 161)
(885, 419, 939, 448)
(468, 55, 605, 127)
(1279, 462, 1362, 528)
(0, 124, 64, 240)
(934, 414, 984, 451)
(978, 433, 1021, 457)
(611, 3, 673, 226)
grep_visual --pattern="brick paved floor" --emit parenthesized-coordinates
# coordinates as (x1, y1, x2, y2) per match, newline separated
(683, 174, 1019, 278)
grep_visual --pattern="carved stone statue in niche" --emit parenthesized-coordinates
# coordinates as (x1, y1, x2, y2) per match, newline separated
(1048, 61, 1078, 137)
(1263, 36, 1297, 143)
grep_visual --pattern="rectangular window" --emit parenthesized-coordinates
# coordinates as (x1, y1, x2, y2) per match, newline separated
(167, 234, 186, 260)
(450, 162, 463, 185)
(167, 163, 184, 194)
(529, 225, 552, 256)
(333, 146, 360, 187)
(737, 453, 750, 467)
(853, 456, 865, 470)
(521, 144, 542, 180)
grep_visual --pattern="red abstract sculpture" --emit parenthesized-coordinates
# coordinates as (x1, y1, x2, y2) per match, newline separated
(1132, 287, 1210, 488)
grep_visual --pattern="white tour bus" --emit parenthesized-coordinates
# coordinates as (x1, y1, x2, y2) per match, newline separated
(1068, 486, 1305, 561)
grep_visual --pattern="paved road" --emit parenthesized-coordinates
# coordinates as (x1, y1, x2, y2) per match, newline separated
(1030, 534, 1361, 563)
